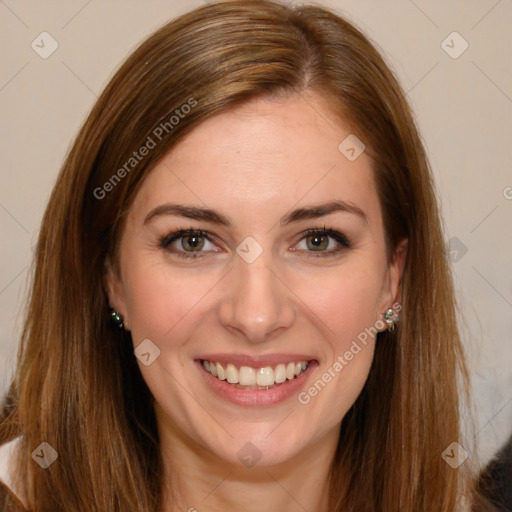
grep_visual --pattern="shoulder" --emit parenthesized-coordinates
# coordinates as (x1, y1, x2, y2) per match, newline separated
(0, 437, 27, 510)
(0, 437, 21, 489)
(0, 479, 25, 511)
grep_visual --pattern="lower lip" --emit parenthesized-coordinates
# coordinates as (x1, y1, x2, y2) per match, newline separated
(195, 360, 318, 406)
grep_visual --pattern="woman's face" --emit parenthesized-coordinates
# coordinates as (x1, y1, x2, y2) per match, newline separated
(106, 92, 406, 467)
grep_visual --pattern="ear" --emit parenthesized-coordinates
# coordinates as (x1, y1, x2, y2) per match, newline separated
(377, 238, 408, 321)
(104, 257, 130, 331)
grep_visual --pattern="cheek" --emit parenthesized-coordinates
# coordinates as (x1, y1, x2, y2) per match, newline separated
(292, 263, 382, 418)
(296, 262, 383, 346)
(122, 259, 219, 343)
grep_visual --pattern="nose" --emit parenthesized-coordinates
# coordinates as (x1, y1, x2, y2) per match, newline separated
(218, 251, 296, 344)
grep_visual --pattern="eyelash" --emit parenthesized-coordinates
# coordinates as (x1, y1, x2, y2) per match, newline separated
(157, 225, 352, 260)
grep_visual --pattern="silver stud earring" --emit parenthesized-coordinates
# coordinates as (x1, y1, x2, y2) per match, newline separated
(110, 309, 124, 329)
(383, 307, 400, 332)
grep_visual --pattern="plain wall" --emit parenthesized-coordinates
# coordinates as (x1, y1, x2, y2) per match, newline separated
(0, 0, 511, 470)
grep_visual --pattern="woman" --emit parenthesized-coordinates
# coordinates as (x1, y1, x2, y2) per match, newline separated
(0, 0, 476, 510)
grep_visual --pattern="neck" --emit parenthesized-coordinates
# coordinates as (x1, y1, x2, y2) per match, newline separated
(157, 420, 340, 512)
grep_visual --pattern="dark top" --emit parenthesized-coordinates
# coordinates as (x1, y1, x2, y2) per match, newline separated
(474, 433, 512, 512)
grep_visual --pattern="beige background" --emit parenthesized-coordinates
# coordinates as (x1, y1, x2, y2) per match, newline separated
(0, 0, 511, 470)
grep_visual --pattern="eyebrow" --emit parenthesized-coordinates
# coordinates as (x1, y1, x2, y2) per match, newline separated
(143, 199, 368, 227)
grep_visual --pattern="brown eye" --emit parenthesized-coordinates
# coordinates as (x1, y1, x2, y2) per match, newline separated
(180, 233, 205, 251)
(158, 229, 218, 260)
(294, 228, 351, 257)
(305, 233, 330, 251)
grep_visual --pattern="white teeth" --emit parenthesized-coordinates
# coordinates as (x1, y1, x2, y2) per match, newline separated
(216, 362, 226, 380)
(274, 364, 287, 383)
(203, 359, 310, 387)
(226, 363, 239, 384)
(239, 366, 256, 386)
(256, 367, 274, 386)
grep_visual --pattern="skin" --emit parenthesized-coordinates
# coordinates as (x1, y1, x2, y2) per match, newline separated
(106, 91, 407, 512)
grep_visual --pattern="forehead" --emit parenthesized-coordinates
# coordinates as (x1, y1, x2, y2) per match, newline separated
(130, 93, 380, 227)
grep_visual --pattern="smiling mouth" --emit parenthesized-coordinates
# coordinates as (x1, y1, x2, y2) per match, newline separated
(200, 359, 311, 390)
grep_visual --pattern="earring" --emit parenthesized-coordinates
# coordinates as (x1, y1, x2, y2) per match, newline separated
(383, 307, 400, 332)
(110, 309, 124, 329)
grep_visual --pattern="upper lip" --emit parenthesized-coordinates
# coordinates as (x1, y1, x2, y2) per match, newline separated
(196, 353, 317, 368)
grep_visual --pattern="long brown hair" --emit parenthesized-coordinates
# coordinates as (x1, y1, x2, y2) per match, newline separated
(0, 1, 474, 510)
